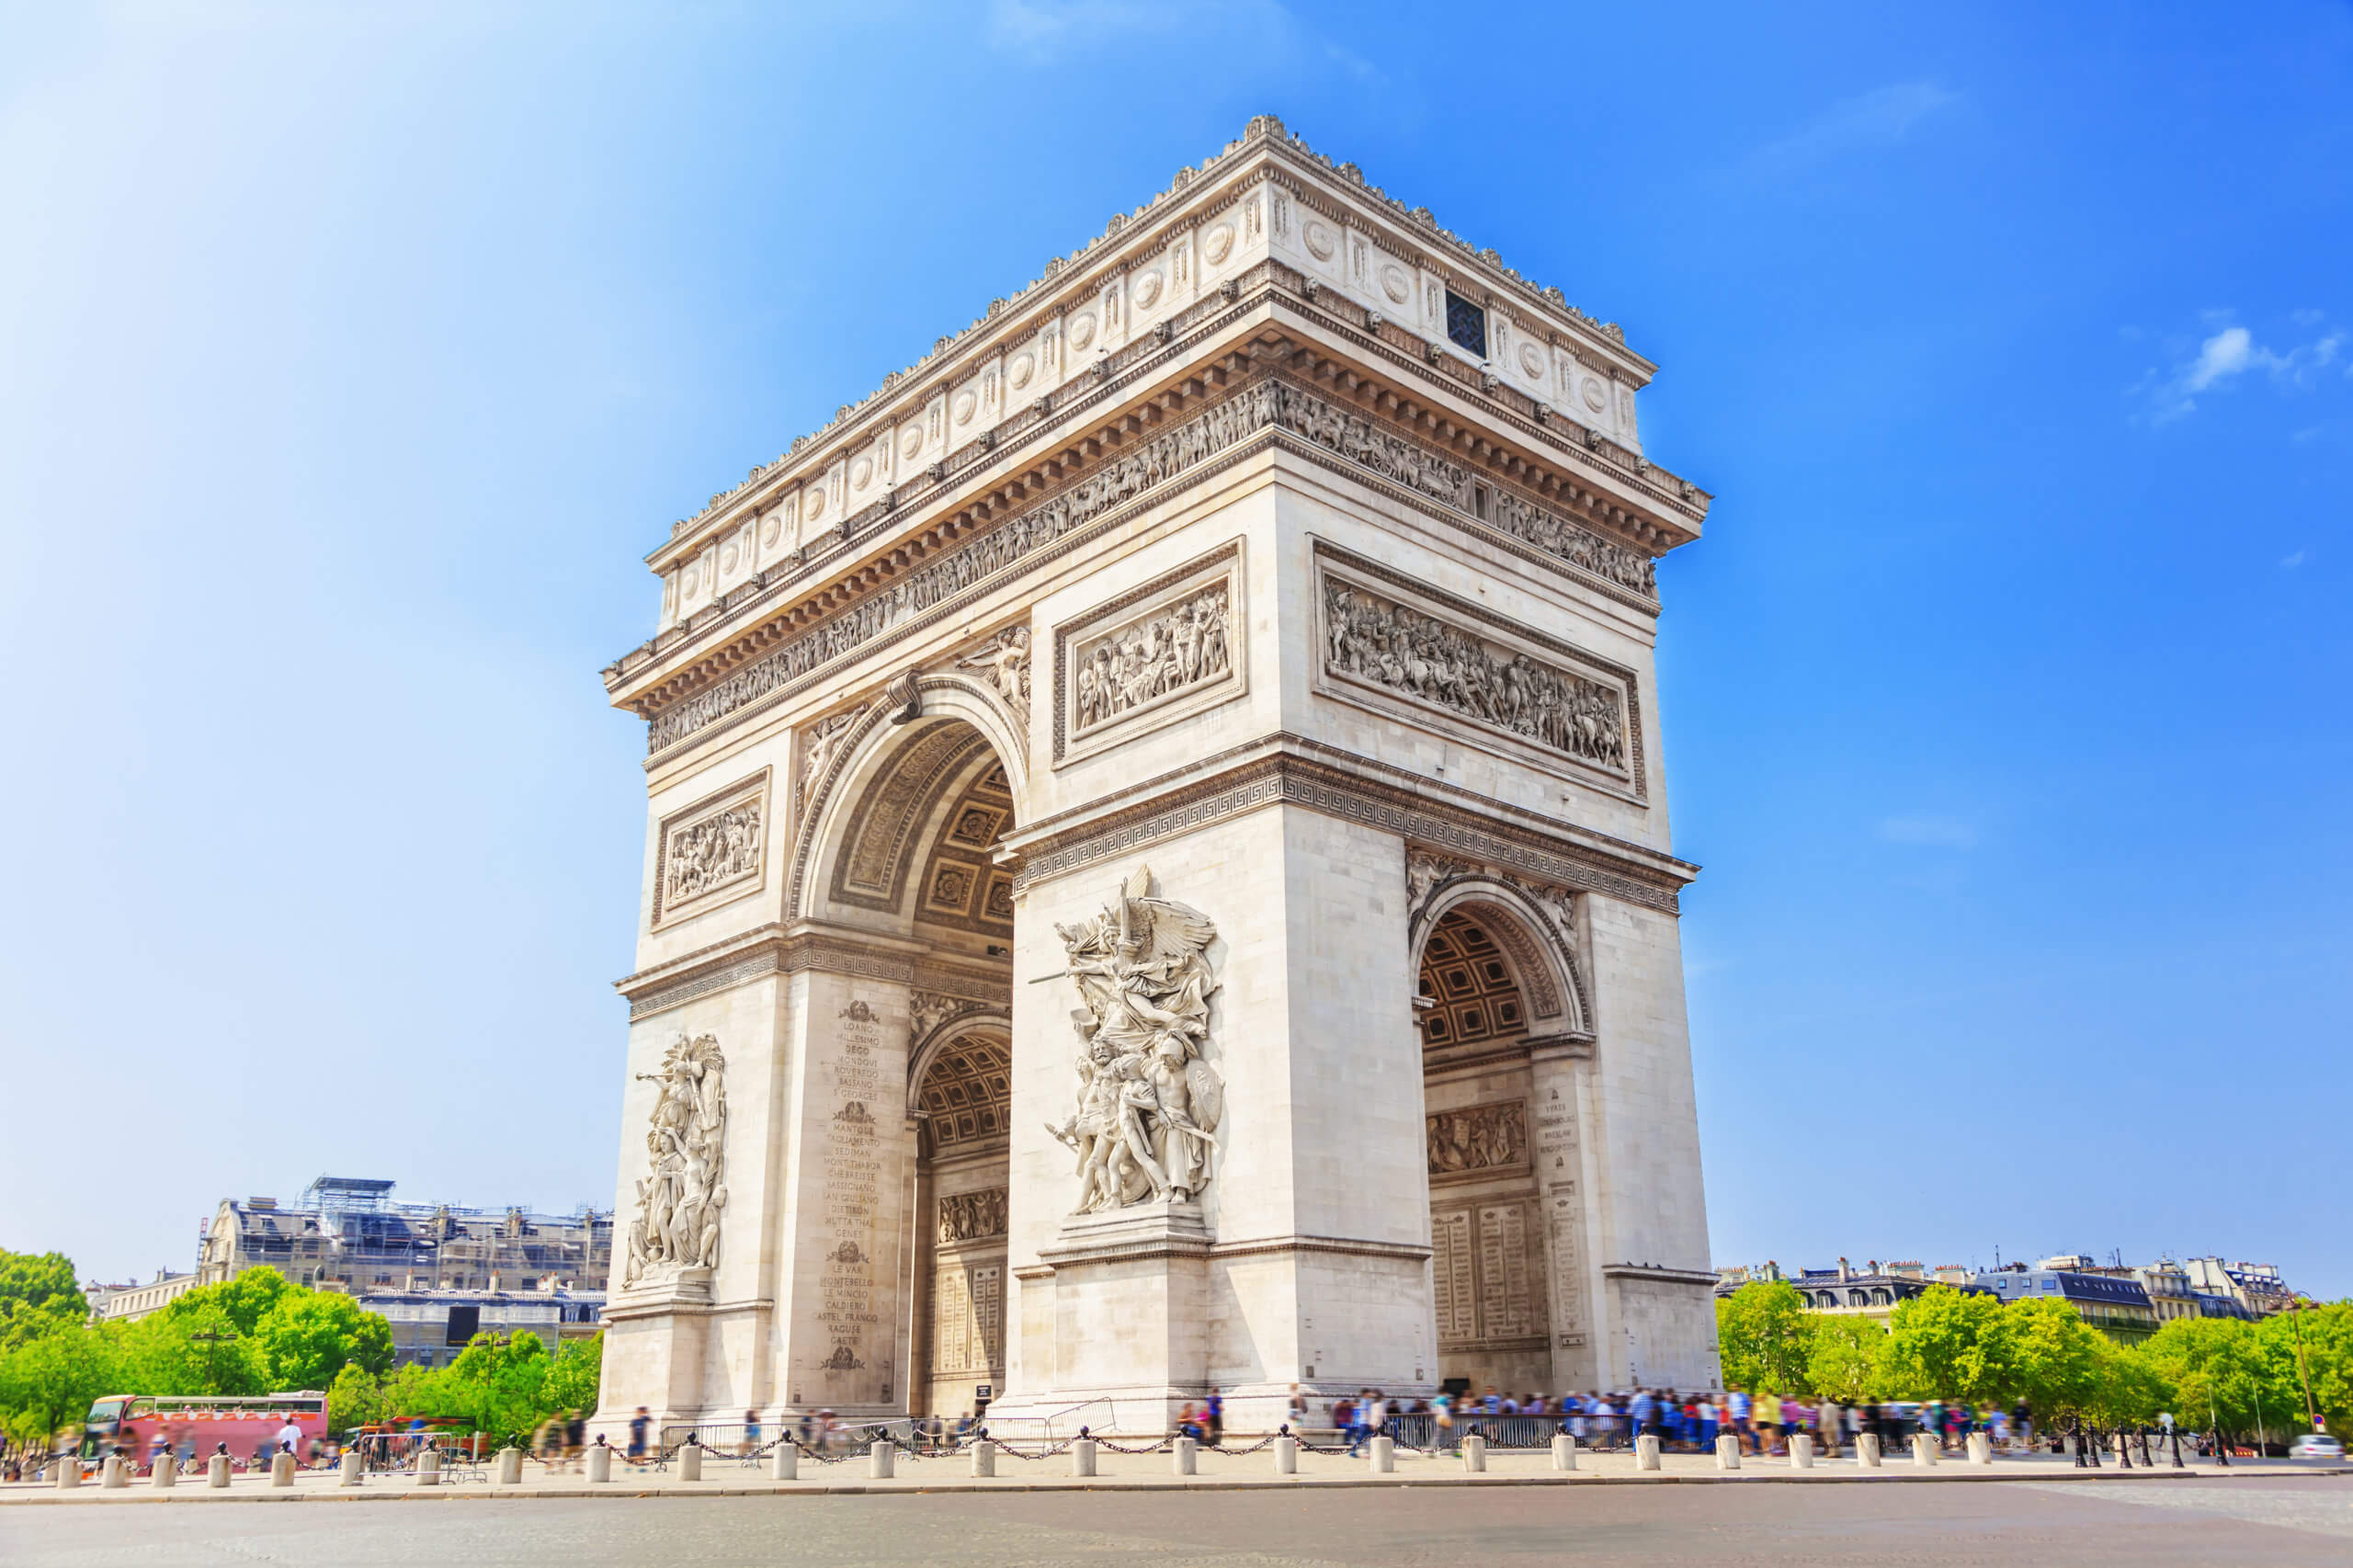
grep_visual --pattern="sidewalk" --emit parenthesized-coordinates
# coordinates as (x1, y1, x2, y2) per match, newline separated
(10, 1446, 2338, 1505)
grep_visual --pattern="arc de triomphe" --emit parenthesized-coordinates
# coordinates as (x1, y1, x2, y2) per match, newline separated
(591, 118, 1720, 1438)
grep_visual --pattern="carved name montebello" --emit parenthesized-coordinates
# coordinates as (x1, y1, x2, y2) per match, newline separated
(646, 381, 1656, 754)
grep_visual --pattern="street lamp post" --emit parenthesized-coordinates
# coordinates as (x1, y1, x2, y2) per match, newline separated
(2290, 1300, 2324, 1437)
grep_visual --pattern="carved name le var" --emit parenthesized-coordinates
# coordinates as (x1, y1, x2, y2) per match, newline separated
(645, 380, 1655, 753)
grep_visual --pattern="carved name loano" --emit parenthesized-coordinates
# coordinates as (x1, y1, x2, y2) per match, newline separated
(624, 1034, 728, 1288)
(644, 381, 1656, 753)
(665, 802, 762, 909)
(1324, 581, 1630, 774)
(1074, 584, 1232, 733)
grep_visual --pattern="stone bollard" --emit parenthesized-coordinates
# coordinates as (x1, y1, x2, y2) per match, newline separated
(969, 1442, 993, 1479)
(1790, 1434, 1814, 1470)
(1274, 1435, 1298, 1475)
(869, 1439, 894, 1479)
(416, 1448, 440, 1486)
(495, 1447, 524, 1485)
(772, 1443, 799, 1481)
(1462, 1434, 1486, 1472)
(1370, 1435, 1395, 1473)
(1857, 1433, 1881, 1469)
(588, 1443, 613, 1483)
(679, 1440, 703, 1483)
(1172, 1436, 1197, 1475)
(153, 1455, 177, 1489)
(1636, 1434, 1663, 1471)
(210, 1454, 233, 1488)
(1552, 1434, 1578, 1471)
(339, 1451, 363, 1486)
(1071, 1437, 1097, 1477)
(103, 1455, 129, 1488)
(54, 1456, 81, 1489)
(270, 1452, 296, 1488)
(1911, 1433, 1938, 1467)
(1968, 1432, 1993, 1467)
(1715, 1433, 1742, 1471)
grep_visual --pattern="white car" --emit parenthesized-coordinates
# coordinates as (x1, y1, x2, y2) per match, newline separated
(2288, 1433, 2344, 1460)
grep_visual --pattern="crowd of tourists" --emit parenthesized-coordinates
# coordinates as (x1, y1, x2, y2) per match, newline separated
(1291, 1385, 2043, 1455)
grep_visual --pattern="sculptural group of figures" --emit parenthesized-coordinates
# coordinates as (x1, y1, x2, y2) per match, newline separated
(1324, 584, 1628, 770)
(624, 1033, 728, 1287)
(1047, 867, 1227, 1211)
(664, 804, 762, 905)
(1074, 587, 1230, 730)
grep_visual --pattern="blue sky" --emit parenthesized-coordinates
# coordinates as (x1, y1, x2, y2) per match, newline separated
(4, 2, 2347, 1298)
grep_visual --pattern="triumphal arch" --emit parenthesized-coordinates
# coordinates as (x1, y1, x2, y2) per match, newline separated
(592, 118, 1720, 1437)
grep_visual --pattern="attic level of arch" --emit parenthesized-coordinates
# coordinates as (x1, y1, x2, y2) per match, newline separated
(650, 120, 1661, 566)
(607, 301, 1708, 737)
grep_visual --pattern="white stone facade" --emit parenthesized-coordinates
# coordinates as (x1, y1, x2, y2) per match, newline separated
(591, 118, 1719, 1439)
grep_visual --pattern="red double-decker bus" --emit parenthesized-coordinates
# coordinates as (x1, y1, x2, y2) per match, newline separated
(80, 1392, 328, 1466)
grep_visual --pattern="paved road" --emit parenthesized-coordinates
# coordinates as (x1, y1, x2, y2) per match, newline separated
(5, 1476, 2350, 1566)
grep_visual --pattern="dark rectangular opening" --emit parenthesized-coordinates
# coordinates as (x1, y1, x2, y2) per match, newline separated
(1445, 290, 1487, 358)
(445, 1304, 480, 1346)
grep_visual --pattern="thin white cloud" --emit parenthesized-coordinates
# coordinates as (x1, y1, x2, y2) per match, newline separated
(1744, 81, 1960, 176)
(2280, 550, 2307, 569)
(2147, 317, 2346, 422)
(1876, 814, 1979, 851)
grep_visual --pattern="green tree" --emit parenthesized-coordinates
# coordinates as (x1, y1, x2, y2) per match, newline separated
(539, 1333, 602, 1418)
(438, 1332, 553, 1442)
(1880, 1286, 2019, 1406)
(0, 1324, 120, 1447)
(2257, 1302, 2352, 1443)
(115, 1299, 267, 1398)
(163, 1267, 293, 1337)
(0, 1251, 85, 1351)
(2136, 1315, 2268, 1437)
(2007, 1295, 2109, 1421)
(253, 1292, 393, 1391)
(1716, 1280, 1813, 1393)
(1805, 1314, 1888, 1403)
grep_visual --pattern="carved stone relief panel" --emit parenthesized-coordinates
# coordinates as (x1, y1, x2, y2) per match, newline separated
(1426, 1101, 1529, 1178)
(1052, 543, 1245, 766)
(652, 769, 769, 927)
(1314, 543, 1644, 798)
(622, 1033, 728, 1291)
(938, 1187, 1008, 1244)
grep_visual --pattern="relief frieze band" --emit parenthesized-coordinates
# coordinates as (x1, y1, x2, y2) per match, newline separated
(640, 379, 1660, 757)
(1314, 542, 1644, 799)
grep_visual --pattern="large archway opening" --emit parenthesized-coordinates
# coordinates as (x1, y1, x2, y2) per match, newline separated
(1415, 899, 1575, 1403)
(794, 698, 1021, 1425)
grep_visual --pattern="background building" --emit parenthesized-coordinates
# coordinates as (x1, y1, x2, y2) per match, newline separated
(196, 1176, 610, 1295)
(1973, 1262, 2159, 1343)
(1715, 1258, 1970, 1324)
(85, 1270, 199, 1324)
(358, 1286, 606, 1369)
(2184, 1257, 2295, 1317)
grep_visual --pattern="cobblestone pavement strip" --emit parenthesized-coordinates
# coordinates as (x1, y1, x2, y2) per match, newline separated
(3, 1475, 2349, 1567)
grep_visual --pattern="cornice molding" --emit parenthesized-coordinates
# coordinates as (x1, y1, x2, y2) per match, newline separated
(1002, 740, 1693, 915)
(620, 367, 1685, 759)
(649, 115, 1659, 570)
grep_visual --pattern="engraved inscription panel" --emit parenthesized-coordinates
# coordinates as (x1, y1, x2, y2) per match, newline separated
(815, 999, 889, 1392)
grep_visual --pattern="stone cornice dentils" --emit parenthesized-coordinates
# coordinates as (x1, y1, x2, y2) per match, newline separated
(638, 117, 1683, 583)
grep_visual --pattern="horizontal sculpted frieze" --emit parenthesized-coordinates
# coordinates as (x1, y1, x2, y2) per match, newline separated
(1324, 579, 1631, 776)
(643, 379, 1656, 753)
